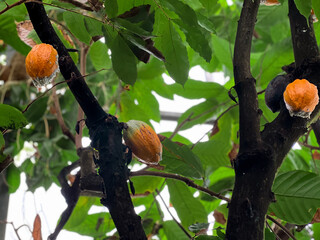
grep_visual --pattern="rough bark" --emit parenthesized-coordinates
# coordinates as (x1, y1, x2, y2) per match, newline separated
(25, 2, 146, 239)
(226, 0, 320, 239)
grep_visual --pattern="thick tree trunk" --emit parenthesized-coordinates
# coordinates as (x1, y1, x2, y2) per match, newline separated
(226, 0, 320, 239)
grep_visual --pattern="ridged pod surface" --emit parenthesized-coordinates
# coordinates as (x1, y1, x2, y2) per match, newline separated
(123, 120, 162, 165)
(25, 43, 59, 87)
(283, 79, 319, 118)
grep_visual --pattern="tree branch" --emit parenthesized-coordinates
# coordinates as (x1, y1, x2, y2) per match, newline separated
(233, 0, 261, 151)
(288, 0, 319, 67)
(130, 170, 230, 203)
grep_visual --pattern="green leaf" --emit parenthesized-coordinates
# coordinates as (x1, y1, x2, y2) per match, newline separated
(118, 91, 150, 123)
(24, 97, 48, 123)
(167, 179, 207, 228)
(130, 176, 164, 194)
(193, 115, 232, 171)
(0, 132, 4, 148)
(131, 79, 161, 121)
(111, 34, 137, 85)
(6, 164, 21, 193)
(269, 170, 320, 224)
(84, 17, 103, 37)
(211, 35, 233, 72)
(0, 104, 27, 130)
(160, 0, 212, 62)
(63, 11, 91, 45)
(114, 18, 154, 37)
(176, 100, 220, 131)
(89, 41, 111, 71)
(65, 212, 115, 237)
(313, 223, 320, 240)
(64, 197, 96, 229)
(162, 220, 189, 239)
(154, 11, 189, 85)
(161, 138, 204, 179)
(196, 236, 220, 240)
(105, 0, 118, 18)
(294, 0, 312, 20)
(169, 79, 228, 100)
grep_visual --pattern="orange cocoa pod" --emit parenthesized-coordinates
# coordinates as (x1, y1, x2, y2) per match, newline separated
(25, 43, 59, 88)
(123, 120, 162, 165)
(283, 79, 319, 118)
(261, 0, 280, 6)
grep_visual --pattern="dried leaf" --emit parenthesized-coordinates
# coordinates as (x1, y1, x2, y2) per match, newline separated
(313, 151, 320, 160)
(213, 210, 226, 225)
(228, 143, 239, 161)
(312, 208, 320, 223)
(15, 20, 36, 47)
(32, 214, 42, 240)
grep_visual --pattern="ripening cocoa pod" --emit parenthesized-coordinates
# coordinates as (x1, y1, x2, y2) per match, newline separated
(283, 79, 319, 118)
(265, 75, 290, 113)
(25, 43, 59, 88)
(123, 120, 162, 165)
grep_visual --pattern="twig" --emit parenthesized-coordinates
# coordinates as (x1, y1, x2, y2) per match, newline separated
(131, 170, 230, 203)
(59, 0, 93, 11)
(266, 215, 297, 240)
(169, 112, 193, 140)
(156, 189, 192, 238)
(30, 0, 104, 23)
(265, 220, 281, 240)
(51, 83, 75, 143)
(191, 103, 239, 149)
(299, 142, 320, 151)
(0, 220, 32, 240)
(76, 44, 89, 149)
(22, 79, 71, 114)
(0, 0, 28, 15)
(0, 155, 13, 174)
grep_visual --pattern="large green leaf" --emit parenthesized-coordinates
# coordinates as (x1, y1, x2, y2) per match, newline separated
(64, 197, 96, 229)
(176, 99, 222, 131)
(160, 0, 212, 62)
(192, 115, 232, 172)
(110, 34, 137, 85)
(211, 35, 233, 73)
(167, 179, 208, 228)
(131, 79, 161, 121)
(24, 97, 48, 123)
(161, 138, 204, 179)
(269, 170, 320, 224)
(65, 212, 115, 237)
(0, 132, 4, 148)
(6, 164, 21, 193)
(89, 41, 111, 71)
(162, 220, 189, 240)
(63, 11, 91, 45)
(0, 104, 27, 130)
(130, 175, 164, 194)
(105, 0, 118, 18)
(154, 11, 189, 85)
(169, 79, 228, 100)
